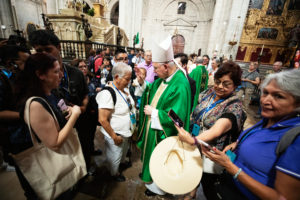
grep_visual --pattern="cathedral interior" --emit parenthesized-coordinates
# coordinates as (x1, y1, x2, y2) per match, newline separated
(0, 0, 299, 66)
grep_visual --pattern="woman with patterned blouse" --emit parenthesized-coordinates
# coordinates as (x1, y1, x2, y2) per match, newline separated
(177, 61, 245, 200)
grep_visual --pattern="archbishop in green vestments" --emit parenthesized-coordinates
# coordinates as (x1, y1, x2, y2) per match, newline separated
(136, 69, 191, 183)
(189, 65, 208, 112)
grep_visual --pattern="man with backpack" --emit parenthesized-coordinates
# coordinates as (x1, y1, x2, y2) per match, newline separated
(96, 62, 135, 182)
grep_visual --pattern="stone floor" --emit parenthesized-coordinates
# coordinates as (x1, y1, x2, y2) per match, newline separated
(0, 106, 259, 200)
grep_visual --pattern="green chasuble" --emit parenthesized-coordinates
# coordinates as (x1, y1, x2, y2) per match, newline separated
(136, 70, 191, 183)
(189, 65, 208, 112)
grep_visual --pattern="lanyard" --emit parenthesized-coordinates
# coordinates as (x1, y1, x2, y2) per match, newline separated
(1, 69, 12, 79)
(196, 92, 226, 121)
(60, 66, 70, 100)
(112, 82, 132, 110)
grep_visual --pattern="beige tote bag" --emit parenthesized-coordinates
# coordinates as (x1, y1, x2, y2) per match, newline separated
(11, 97, 87, 200)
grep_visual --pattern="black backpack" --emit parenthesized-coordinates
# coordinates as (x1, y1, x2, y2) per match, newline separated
(276, 126, 300, 156)
(88, 86, 117, 126)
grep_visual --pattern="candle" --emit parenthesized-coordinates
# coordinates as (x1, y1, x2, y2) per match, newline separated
(260, 44, 264, 55)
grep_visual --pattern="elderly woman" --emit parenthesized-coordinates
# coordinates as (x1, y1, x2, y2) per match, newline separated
(96, 62, 135, 182)
(194, 69, 300, 200)
(14, 53, 81, 199)
(177, 61, 245, 200)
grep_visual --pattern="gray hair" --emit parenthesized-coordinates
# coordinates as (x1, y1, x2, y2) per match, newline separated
(261, 69, 300, 104)
(156, 60, 176, 68)
(168, 60, 176, 68)
(195, 58, 203, 64)
(213, 58, 221, 65)
(112, 62, 132, 79)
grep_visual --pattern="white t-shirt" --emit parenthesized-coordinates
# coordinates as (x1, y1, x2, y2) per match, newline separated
(96, 87, 135, 138)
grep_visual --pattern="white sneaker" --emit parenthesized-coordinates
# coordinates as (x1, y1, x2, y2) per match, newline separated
(5, 164, 15, 172)
(2, 162, 15, 172)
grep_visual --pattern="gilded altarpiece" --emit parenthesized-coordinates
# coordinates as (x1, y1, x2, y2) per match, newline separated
(237, 0, 300, 65)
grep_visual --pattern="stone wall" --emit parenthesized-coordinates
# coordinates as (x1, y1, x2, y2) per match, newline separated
(105, 0, 250, 57)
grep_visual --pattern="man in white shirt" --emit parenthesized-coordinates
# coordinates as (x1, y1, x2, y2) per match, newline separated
(96, 62, 135, 182)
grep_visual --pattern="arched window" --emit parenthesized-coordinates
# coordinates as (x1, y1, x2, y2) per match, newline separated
(178, 2, 186, 14)
(111, 3, 119, 26)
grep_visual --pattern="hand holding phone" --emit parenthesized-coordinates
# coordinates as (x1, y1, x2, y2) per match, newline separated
(195, 138, 215, 153)
(168, 109, 184, 127)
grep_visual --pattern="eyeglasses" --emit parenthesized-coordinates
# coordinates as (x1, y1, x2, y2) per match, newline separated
(116, 57, 128, 61)
(214, 80, 233, 88)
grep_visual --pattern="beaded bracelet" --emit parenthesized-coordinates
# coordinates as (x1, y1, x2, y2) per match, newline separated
(193, 137, 199, 145)
(233, 168, 242, 179)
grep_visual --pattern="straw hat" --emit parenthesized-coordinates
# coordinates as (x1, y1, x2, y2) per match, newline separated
(149, 136, 203, 195)
(152, 36, 174, 63)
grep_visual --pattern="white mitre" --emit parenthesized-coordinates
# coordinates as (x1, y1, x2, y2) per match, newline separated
(152, 36, 174, 63)
(152, 36, 187, 76)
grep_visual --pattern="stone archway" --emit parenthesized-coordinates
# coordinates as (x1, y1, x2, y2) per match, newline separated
(172, 35, 185, 54)
(110, 2, 119, 26)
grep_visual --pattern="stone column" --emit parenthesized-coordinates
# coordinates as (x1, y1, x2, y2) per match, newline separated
(223, 0, 250, 59)
(119, 0, 143, 47)
(207, 0, 232, 57)
(47, 0, 58, 14)
(0, 0, 16, 38)
(207, 0, 249, 59)
(93, 3, 101, 17)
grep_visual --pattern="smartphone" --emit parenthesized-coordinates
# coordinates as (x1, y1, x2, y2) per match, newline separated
(196, 138, 215, 152)
(57, 99, 69, 116)
(168, 109, 184, 127)
(57, 99, 68, 111)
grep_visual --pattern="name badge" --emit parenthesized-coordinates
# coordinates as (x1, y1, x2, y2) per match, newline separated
(130, 112, 136, 125)
(192, 124, 201, 136)
(226, 150, 237, 162)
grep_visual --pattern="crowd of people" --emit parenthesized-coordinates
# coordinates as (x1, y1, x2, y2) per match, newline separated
(0, 30, 300, 200)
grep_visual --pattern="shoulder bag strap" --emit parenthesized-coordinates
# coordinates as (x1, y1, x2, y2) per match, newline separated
(276, 126, 300, 156)
(243, 71, 254, 79)
(24, 97, 58, 146)
(102, 86, 116, 105)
